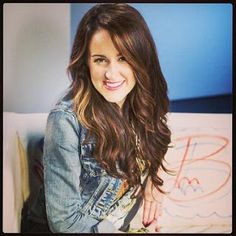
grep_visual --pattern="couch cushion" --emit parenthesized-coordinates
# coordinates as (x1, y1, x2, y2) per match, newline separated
(3, 112, 48, 233)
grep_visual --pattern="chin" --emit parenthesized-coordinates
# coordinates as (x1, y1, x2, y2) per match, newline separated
(104, 96, 125, 106)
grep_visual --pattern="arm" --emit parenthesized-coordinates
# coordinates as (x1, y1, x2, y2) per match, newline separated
(43, 110, 99, 233)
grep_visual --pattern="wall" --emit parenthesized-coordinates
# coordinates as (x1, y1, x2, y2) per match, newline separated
(170, 94, 232, 113)
(3, 3, 70, 113)
(71, 3, 232, 101)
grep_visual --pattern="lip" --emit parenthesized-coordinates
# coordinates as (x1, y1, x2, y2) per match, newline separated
(103, 80, 125, 91)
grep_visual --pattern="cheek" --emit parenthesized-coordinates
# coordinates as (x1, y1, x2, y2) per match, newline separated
(125, 69, 136, 85)
(89, 66, 105, 83)
(131, 73, 136, 85)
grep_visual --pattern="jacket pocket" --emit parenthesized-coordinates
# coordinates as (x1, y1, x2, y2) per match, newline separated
(81, 143, 107, 177)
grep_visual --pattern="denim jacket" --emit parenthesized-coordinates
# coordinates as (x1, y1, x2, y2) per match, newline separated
(33, 95, 141, 233)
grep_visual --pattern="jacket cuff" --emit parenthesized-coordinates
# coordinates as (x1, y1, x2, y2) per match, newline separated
(94, 219, 118, 233)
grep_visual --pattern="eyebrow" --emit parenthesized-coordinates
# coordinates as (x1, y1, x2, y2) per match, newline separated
(91, 53, 122, 58)
(91, 54, 106, 58)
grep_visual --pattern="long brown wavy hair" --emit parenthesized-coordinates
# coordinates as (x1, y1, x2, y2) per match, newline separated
(67, 3, 171, 193)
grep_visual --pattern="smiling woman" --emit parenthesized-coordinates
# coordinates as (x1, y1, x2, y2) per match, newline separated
(88, 29, 136, 107)
(22, 3, 171, 233)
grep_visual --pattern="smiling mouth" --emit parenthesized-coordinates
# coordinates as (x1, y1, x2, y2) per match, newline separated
(103, 80, 125, 90)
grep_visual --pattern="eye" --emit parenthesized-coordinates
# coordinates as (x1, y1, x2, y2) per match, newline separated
(93, 58, 107, 64)
(118, 56, 126, 62)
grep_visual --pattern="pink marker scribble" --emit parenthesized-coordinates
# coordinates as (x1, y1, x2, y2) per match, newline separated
(165, 134, 231, 203)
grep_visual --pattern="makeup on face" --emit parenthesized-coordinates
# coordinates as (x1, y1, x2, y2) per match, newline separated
(88, 29, 136, 108)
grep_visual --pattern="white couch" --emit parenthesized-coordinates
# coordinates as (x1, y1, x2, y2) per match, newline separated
(3, 112, 232, 233)
(3, 112, 48, 233)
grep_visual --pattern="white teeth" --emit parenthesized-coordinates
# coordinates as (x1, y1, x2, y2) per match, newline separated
(104, 81, 123, 88)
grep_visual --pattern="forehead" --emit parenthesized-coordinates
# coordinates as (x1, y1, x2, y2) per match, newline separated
(89, 29, 119, 55)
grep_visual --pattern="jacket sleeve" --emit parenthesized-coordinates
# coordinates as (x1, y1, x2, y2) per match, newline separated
(43, 110, 99, 233)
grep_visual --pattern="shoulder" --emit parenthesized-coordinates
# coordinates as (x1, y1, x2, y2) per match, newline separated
(51, 92, 75, 117)
(46, 93, 84, 137)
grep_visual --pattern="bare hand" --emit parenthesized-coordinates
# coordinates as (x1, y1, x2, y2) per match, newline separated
(142, 176, 163, 232)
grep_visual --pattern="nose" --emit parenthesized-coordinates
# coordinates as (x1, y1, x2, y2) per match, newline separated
(105, 63, 122, 81)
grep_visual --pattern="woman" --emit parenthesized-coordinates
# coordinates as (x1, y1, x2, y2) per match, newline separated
(23, 3, 171, 233)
